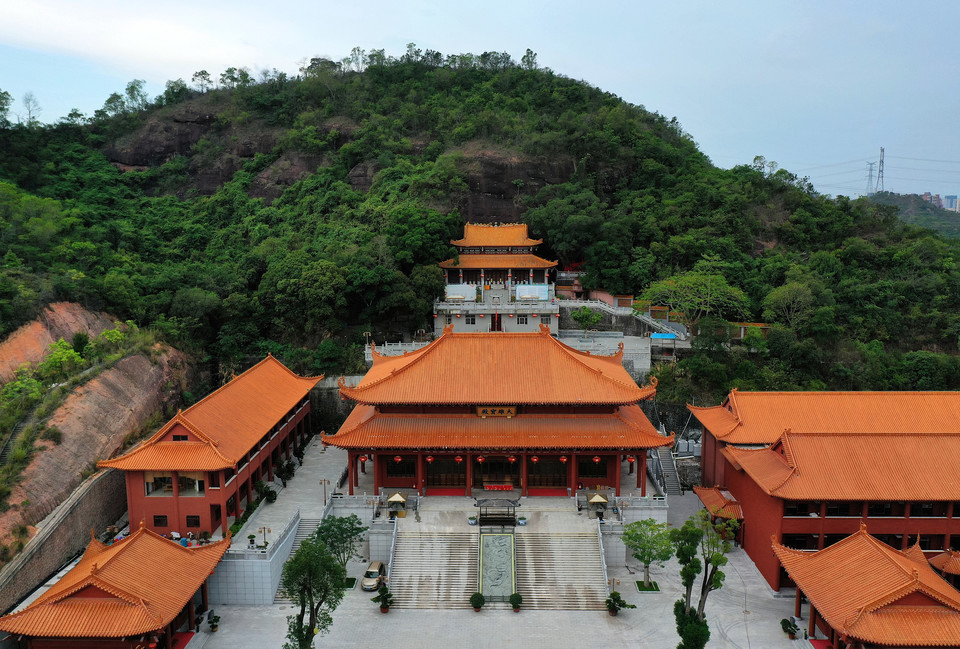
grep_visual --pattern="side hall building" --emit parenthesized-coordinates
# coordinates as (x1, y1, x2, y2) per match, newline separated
(0, 523, 229, 649)
(99, 356, 321, 538)
(691, 390, 960, 591)
(326, 325, 672, 497)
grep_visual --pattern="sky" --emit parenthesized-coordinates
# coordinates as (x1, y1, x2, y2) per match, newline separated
(2, 0, 960, 198)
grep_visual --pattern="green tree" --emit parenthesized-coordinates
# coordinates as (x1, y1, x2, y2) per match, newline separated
(571, 306, 603, 338)
(279, 538, 345, 649)
(762, 282, 814, 329)
(314, 514, 367, 569)
(192, 70, 213, 92)
(622, 518, 673, 588)
(36, 339, 84, 382)
(642, 271, 749, 331)
(0, 88, 12, 125)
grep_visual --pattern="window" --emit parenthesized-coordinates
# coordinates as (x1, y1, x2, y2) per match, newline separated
(153, 515, 168, 527)
(784, 501, 820, 517)
(517, 315, 528, 325)
(172, 434, 188, 441)
(386, 457, 415, 478)
(445, 315, 452, 325)
(916, 534, 945, 551)
(541, 316, 551, 326)
(178, 472, 205, 496)
(144, 472, 173, 496)
(825, 501, 863, 517)
(913, 502, 948, 517)
(186, 515, 200, 528)
(208, 472, 220, 488)
(465, 315, 476, 325)
(867, 502, 906, 517)
(781, 534, 819, 550)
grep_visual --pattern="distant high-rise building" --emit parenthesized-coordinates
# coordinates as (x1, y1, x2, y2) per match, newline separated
(945, 195, 958, 210)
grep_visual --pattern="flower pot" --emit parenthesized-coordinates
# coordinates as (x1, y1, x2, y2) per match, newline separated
(513, 608, 520, 613)
(607, 609, 617, 616)
(473, 607, 482, 612)
(788, 633, 795, 640)
(211, 625, 219, 632)
(380, 607, 390, 614)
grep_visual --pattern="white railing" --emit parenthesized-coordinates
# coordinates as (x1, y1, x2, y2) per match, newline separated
(386, 519, 399, 583)
(597, 520, 610, 594)
(561, 300, 687, 338)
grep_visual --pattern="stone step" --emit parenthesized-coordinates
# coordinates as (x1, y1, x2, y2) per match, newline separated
(515, 533, 607, 610)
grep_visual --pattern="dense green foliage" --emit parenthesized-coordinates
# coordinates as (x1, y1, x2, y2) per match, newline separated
(870, 191, 960, 238)
(2, 45, 960, 400)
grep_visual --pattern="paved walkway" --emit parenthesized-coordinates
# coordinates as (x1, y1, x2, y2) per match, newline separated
(199, 441, 803, 649)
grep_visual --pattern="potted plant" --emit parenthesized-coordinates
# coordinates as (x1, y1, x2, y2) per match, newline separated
(247, 534, 256, 548)
(470, 592, 485, 611)
(605, 591, 635, 616)
(372, 585, 394, 613)
(468, 515, 477, 526)
(200, 531, 211, 545)
(517, 516, 527, 526)
(208, 614, 220, 632)
(781, 618, 799, 639)
(509, 592, 522, 612)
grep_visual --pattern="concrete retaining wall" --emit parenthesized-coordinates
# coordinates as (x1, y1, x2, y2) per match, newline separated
(0, 468, 127, 614)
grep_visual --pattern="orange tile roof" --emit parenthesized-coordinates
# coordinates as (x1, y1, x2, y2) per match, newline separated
(100, 355, 321, 471)
(722, 431, 960, 500)
(451, 223, 542, 247)
(341, 328, 655, 406)
(693, 485, 743, 519)
(325, 404, 672, 450)
(438, 253, 558, 269)
(930, 551, 960, 576)
(774, 525, 960, 647)
(690, 390, 960, 445)
(0, 524, 229, 638)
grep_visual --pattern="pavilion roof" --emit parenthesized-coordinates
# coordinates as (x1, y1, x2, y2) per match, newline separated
(325, 404, 672, 450)
(930, 551, 960, 576)
(438, 253, 558, 269)
(0, 524, 229, 638)
(722, 430, 960, 501)
(340, 327, 654, 406)
(692, 485, 743, 519)
(451, 223, 542, 247)
(689, 390, 960, 445)
(774, 525, 960, 647)
(100, 355, 321, 472)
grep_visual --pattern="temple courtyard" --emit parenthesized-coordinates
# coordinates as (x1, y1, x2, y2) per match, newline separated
(199, 442, 798, 649)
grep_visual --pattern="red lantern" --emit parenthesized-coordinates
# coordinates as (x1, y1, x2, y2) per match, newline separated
(559, 455, 568, 464)
(626, 455, 636, 463)
(394, 455, 403, 463)
(508, 455, 516, 464)
(456, 314, 461, 318)
(555, 313, 560, 317)
(479, 314, 485, 318)
(359, 455, 367, 463)
(433, 314, 438, 318)
(592, 456, 602, 464)
(426, 455, 434, 463)
(509, 314, 514, 317)
(476, 455, 485, 464)
(530, 456, 539, 463)
(532, 313, 538, 317)
(454, 455, 463, 463)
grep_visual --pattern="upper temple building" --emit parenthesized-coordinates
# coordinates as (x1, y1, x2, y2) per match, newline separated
(434, 223, 559, 336)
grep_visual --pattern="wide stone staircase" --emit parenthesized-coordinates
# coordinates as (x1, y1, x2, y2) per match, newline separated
(388, 531, 479, 609)
(515, 531, 607, 610)
(273, 517, 323, 604)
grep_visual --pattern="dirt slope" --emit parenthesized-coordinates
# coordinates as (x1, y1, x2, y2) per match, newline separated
(1, 347, 189, 545)
(0, 303, 118, 383)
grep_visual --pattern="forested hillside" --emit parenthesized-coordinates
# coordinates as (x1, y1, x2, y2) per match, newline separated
(869, 191, 960, 238)
(2, 45, 960, 403)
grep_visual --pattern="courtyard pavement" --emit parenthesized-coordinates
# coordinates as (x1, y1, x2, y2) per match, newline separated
(197, 438, 807, 649)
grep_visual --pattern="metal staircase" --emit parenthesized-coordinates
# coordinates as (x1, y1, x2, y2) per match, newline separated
(657, 447, 683, 496)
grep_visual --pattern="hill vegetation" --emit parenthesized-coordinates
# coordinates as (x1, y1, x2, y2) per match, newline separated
(2, 45, 960, 404)
(869, 191, 960, 238)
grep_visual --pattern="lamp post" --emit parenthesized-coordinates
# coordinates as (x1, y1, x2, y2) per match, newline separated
(319, 479, 330, 505)
(258, 526, 271, 547)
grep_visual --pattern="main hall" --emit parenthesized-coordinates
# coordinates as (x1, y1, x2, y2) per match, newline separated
(325, 324, 672, 497)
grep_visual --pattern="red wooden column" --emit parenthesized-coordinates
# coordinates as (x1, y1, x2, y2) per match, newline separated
(465, 453, 473, 497)
(202, 581, 209, 612)
(521, 452, 529, 497)
(372, 454, 380, 495)
(266, 454, 274, 482)
(808, 604, 818, 638)
(187, 598, 196, 630)
(353, 455, 359, 488)
(639, 450, 648, 496)
(416, 452, 424, 495)
(614, 453, 622, 497)
(347, 451, 355, 496)
(567, 453, 577, 492)
(794, 587, 802, 618)
(165, 623, 173, 648)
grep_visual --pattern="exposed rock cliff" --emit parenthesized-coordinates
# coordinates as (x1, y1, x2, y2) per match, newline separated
(0, 303, 118, 383)
(0, 347, 189, 546)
